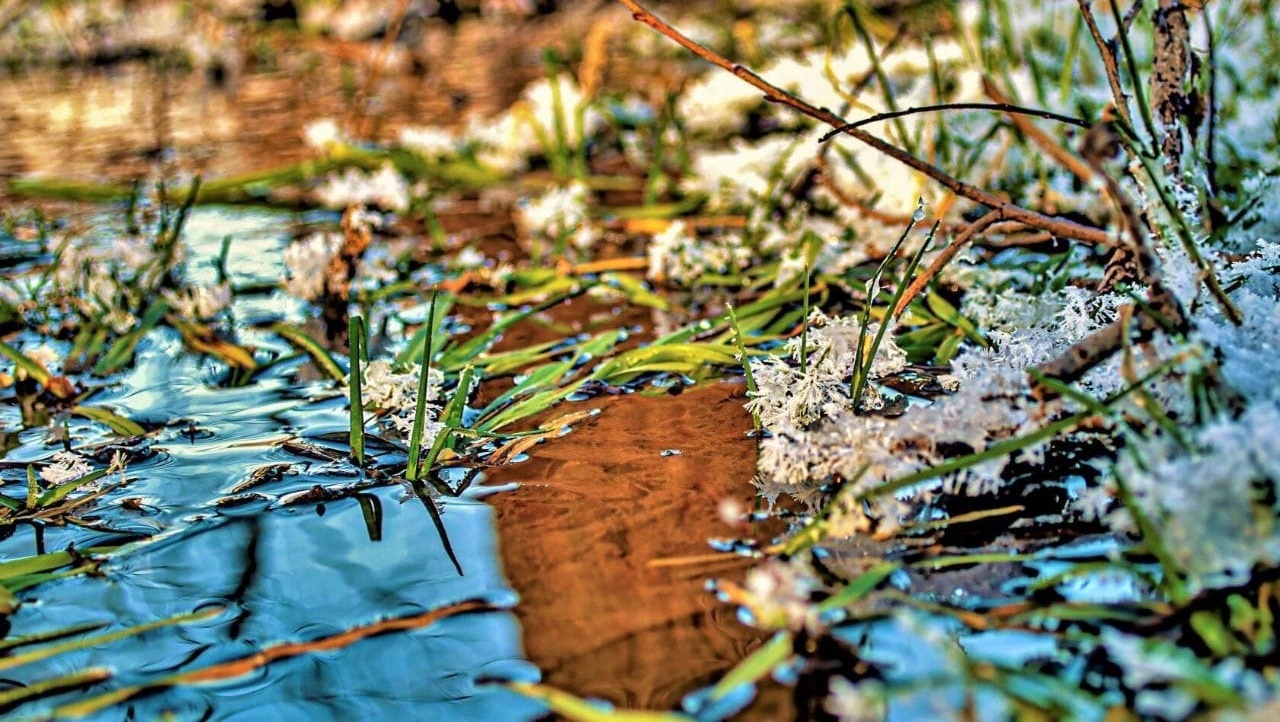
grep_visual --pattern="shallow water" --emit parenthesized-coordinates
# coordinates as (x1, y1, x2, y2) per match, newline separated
(487, 384, 772, 710)
(0, 24, 789, 712)
(0, 8, 602, 183)
(0, 206, 544, 719)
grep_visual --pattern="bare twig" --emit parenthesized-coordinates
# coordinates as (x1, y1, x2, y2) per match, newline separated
(819, 101, 1089, 143)
(1108, 0, 1162, 149)
(1152, 0, 1198, 175)
(893, 209, 1005, 316)
(321, 206, 375, 346)
(1034, 307, 1152, 387)
(983, 78, 1096, 185)
(614, 0, 1114, 247)
(1076, 0, 1135, 129)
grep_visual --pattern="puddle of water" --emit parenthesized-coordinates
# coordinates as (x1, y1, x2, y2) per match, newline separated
(0, 9, 603, 182)
(484, 383, 783, 711)
(0, 203, 782, 718)
(1, 12, 794, 716)
(0, 206, 549, 720)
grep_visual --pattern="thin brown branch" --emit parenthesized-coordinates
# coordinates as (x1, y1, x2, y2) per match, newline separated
(1077, 0, 1135, 130)
(1033, 308, 1147, 388)
(819, 102, 1089, 143)
(893, 209, 1005, 316)
(983, 78, 1096, 185)
(1152, 0, 1197, 174)
(615, 0, 1114, 247)
(979, 231, 1056, 248)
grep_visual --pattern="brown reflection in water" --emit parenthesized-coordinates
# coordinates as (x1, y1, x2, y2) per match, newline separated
(486, 383, 786, 712)
(0, 7, 607, 182)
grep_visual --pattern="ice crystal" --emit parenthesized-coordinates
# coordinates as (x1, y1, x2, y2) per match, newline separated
(746, 310, 907, 431)
(1101, 401, 1280, 589)
(303, 118, 342, 150)
(466, 74, 604, 174)
(161, 283, 231, 321)
(40, 451, 93, 486)
(515, 182, 599, 257)
(355, 359, 445, 445)
(24, 344, 60, 374)
(645, 221, 751, 286)
(314, 164, 410, 212)
(826, 677, 885, 722)
(398, 126, 459, 162)
(282, 232, 342, 301)
(743, 558, 819, 632)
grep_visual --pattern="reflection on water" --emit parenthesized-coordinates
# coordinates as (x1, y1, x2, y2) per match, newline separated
(486, 384, 777, 711)
(6, 490, 541, 721)
(0, 207, 779, 718)
(0, 208, 544, 719)
(0, 9, 599, 183)
(0, 21, 781, 715)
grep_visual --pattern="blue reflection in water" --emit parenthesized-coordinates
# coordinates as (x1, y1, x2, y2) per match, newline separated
(0, 208, 545, 720)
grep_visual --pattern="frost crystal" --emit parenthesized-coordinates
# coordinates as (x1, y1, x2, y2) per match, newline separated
(1101, 401, 1280, 589)
(282, 232, 342, 302)
(40, 451, 94, 485)
(516, 182, 599, 257)
(355, 359, 445, 445)
(162, 283, 232, 321)
(646, 221, 751, 286)
(826, 677, 885, 722)
(303, 118, 342, 150)
(743, 558, 819, 631)
(397, 126, 459, 161)
(314, 164, 410, 212)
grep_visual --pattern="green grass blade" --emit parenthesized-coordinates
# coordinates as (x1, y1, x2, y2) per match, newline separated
(706, 631, 794, 702)
(348, 315, 366, 467)
(71, 405, 145, 437)
(783, 358, 1180, 555)
(37, 468, 109, 508)
(0, 546, 120, 587)
(507, 681, 691, 721)
(0, 608, 221, 673)
(0, 668, 112, 712)
(272, 322, 345, 382)
(95, 301, 168, 375)
(726, 303, 760, 430)
(393, 293, 456, 369)
(0, 341, 52, 385)
(816, 561, 901, 613)
(853, 218, 935, 407)
(406, 292, 439, 481)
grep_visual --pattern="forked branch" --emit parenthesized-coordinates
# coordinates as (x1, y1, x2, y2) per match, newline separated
(614, 0, 1114, 248)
